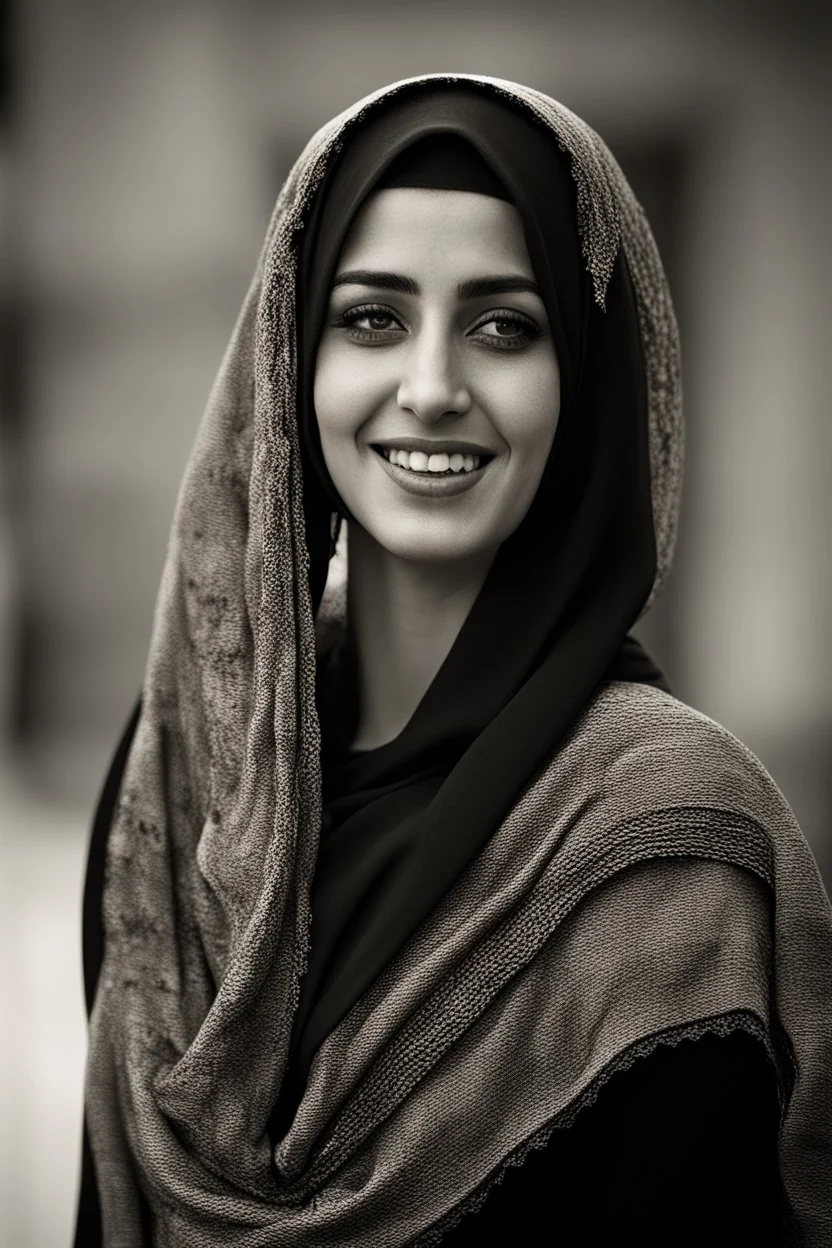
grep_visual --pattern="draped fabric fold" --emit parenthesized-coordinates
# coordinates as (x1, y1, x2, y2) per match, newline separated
(82, 74, 832, 1247)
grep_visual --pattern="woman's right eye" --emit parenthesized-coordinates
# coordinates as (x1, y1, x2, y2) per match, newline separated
(331, 304, 406, 342)
(355, 311, 398, 331)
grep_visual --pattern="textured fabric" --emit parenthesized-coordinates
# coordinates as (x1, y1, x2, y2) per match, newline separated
(82, 75, 831, 1247)
(74, 708, 788, 1246)
(76, 783, 788, 1248)
(282, 82, 667, 1109)
(262, 680, 831, 1247)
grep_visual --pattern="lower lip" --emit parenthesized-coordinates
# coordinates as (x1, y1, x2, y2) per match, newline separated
(372, 449, 491, 497)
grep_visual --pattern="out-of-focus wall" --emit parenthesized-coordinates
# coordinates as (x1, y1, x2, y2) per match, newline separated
(2, 3, 829, 1245)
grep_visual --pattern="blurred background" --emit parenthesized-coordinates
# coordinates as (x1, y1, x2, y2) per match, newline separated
(1, 0, 830, 1243)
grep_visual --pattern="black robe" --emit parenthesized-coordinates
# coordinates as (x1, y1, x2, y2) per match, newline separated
(74, 703, 789, 1247)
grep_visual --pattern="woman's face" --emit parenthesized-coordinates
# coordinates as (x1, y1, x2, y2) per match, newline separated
(314, 187, 560, 564)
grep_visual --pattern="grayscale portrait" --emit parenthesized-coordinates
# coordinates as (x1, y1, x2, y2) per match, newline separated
(3, 10, 830, 1248)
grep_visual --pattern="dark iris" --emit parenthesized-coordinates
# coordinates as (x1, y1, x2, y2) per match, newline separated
(366, 312, 395, 330)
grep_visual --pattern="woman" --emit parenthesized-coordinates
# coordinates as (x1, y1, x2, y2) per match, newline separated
(75, 75, 832, 1246)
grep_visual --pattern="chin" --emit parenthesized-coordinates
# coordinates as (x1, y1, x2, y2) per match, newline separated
(357, 508, 501, 565)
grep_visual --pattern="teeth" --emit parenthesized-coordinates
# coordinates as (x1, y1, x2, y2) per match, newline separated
(381, 448, 482, 473)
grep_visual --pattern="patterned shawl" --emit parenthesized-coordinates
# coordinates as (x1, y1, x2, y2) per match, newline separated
(84, 74, 832, 1246)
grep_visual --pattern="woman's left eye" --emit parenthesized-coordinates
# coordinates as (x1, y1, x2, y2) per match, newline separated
(468, 311, 540, 350)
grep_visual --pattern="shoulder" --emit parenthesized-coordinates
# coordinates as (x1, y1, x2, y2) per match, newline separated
(572, 680, 800, 843)
(587, 678, 769, 779)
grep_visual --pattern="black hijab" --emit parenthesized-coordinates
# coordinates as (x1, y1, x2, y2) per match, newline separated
(272, 82, 668, 1134)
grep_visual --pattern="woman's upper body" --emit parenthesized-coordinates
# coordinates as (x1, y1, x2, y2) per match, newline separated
(76, 696, 790, 1247)
(78, 74, 832, 1246)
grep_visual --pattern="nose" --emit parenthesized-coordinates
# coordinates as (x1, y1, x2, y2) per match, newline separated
(396, 325, 472, 423)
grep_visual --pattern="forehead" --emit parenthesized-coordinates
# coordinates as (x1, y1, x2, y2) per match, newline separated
(335, 187, 534, 278)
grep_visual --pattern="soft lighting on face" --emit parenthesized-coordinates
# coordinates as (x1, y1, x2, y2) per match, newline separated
(314, 186, 560, 565)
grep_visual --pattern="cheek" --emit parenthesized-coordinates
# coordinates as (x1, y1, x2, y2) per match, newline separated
(485, 353, 561, 465)
(313, 340, 389, 450)
(313, 346, 351, 451)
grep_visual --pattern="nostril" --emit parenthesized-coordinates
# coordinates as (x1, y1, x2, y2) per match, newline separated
(396, 379, 472, 421)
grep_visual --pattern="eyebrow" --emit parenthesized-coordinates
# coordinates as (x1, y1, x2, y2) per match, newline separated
(331, 270, 541, 299)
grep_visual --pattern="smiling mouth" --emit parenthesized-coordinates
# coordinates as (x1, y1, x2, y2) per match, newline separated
(371, 445, 493, 475)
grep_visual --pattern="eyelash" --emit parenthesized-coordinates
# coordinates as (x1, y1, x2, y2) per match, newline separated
(330, 303, 542, 350)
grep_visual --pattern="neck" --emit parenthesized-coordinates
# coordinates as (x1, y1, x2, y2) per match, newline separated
(346, 524, 496, 750)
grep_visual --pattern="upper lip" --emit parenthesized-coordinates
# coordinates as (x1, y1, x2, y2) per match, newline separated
(371, 437, 496, 457)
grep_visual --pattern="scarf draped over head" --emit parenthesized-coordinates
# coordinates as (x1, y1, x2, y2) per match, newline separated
(279, 82, 668, 1123)
(84, 74, 832, 1247)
